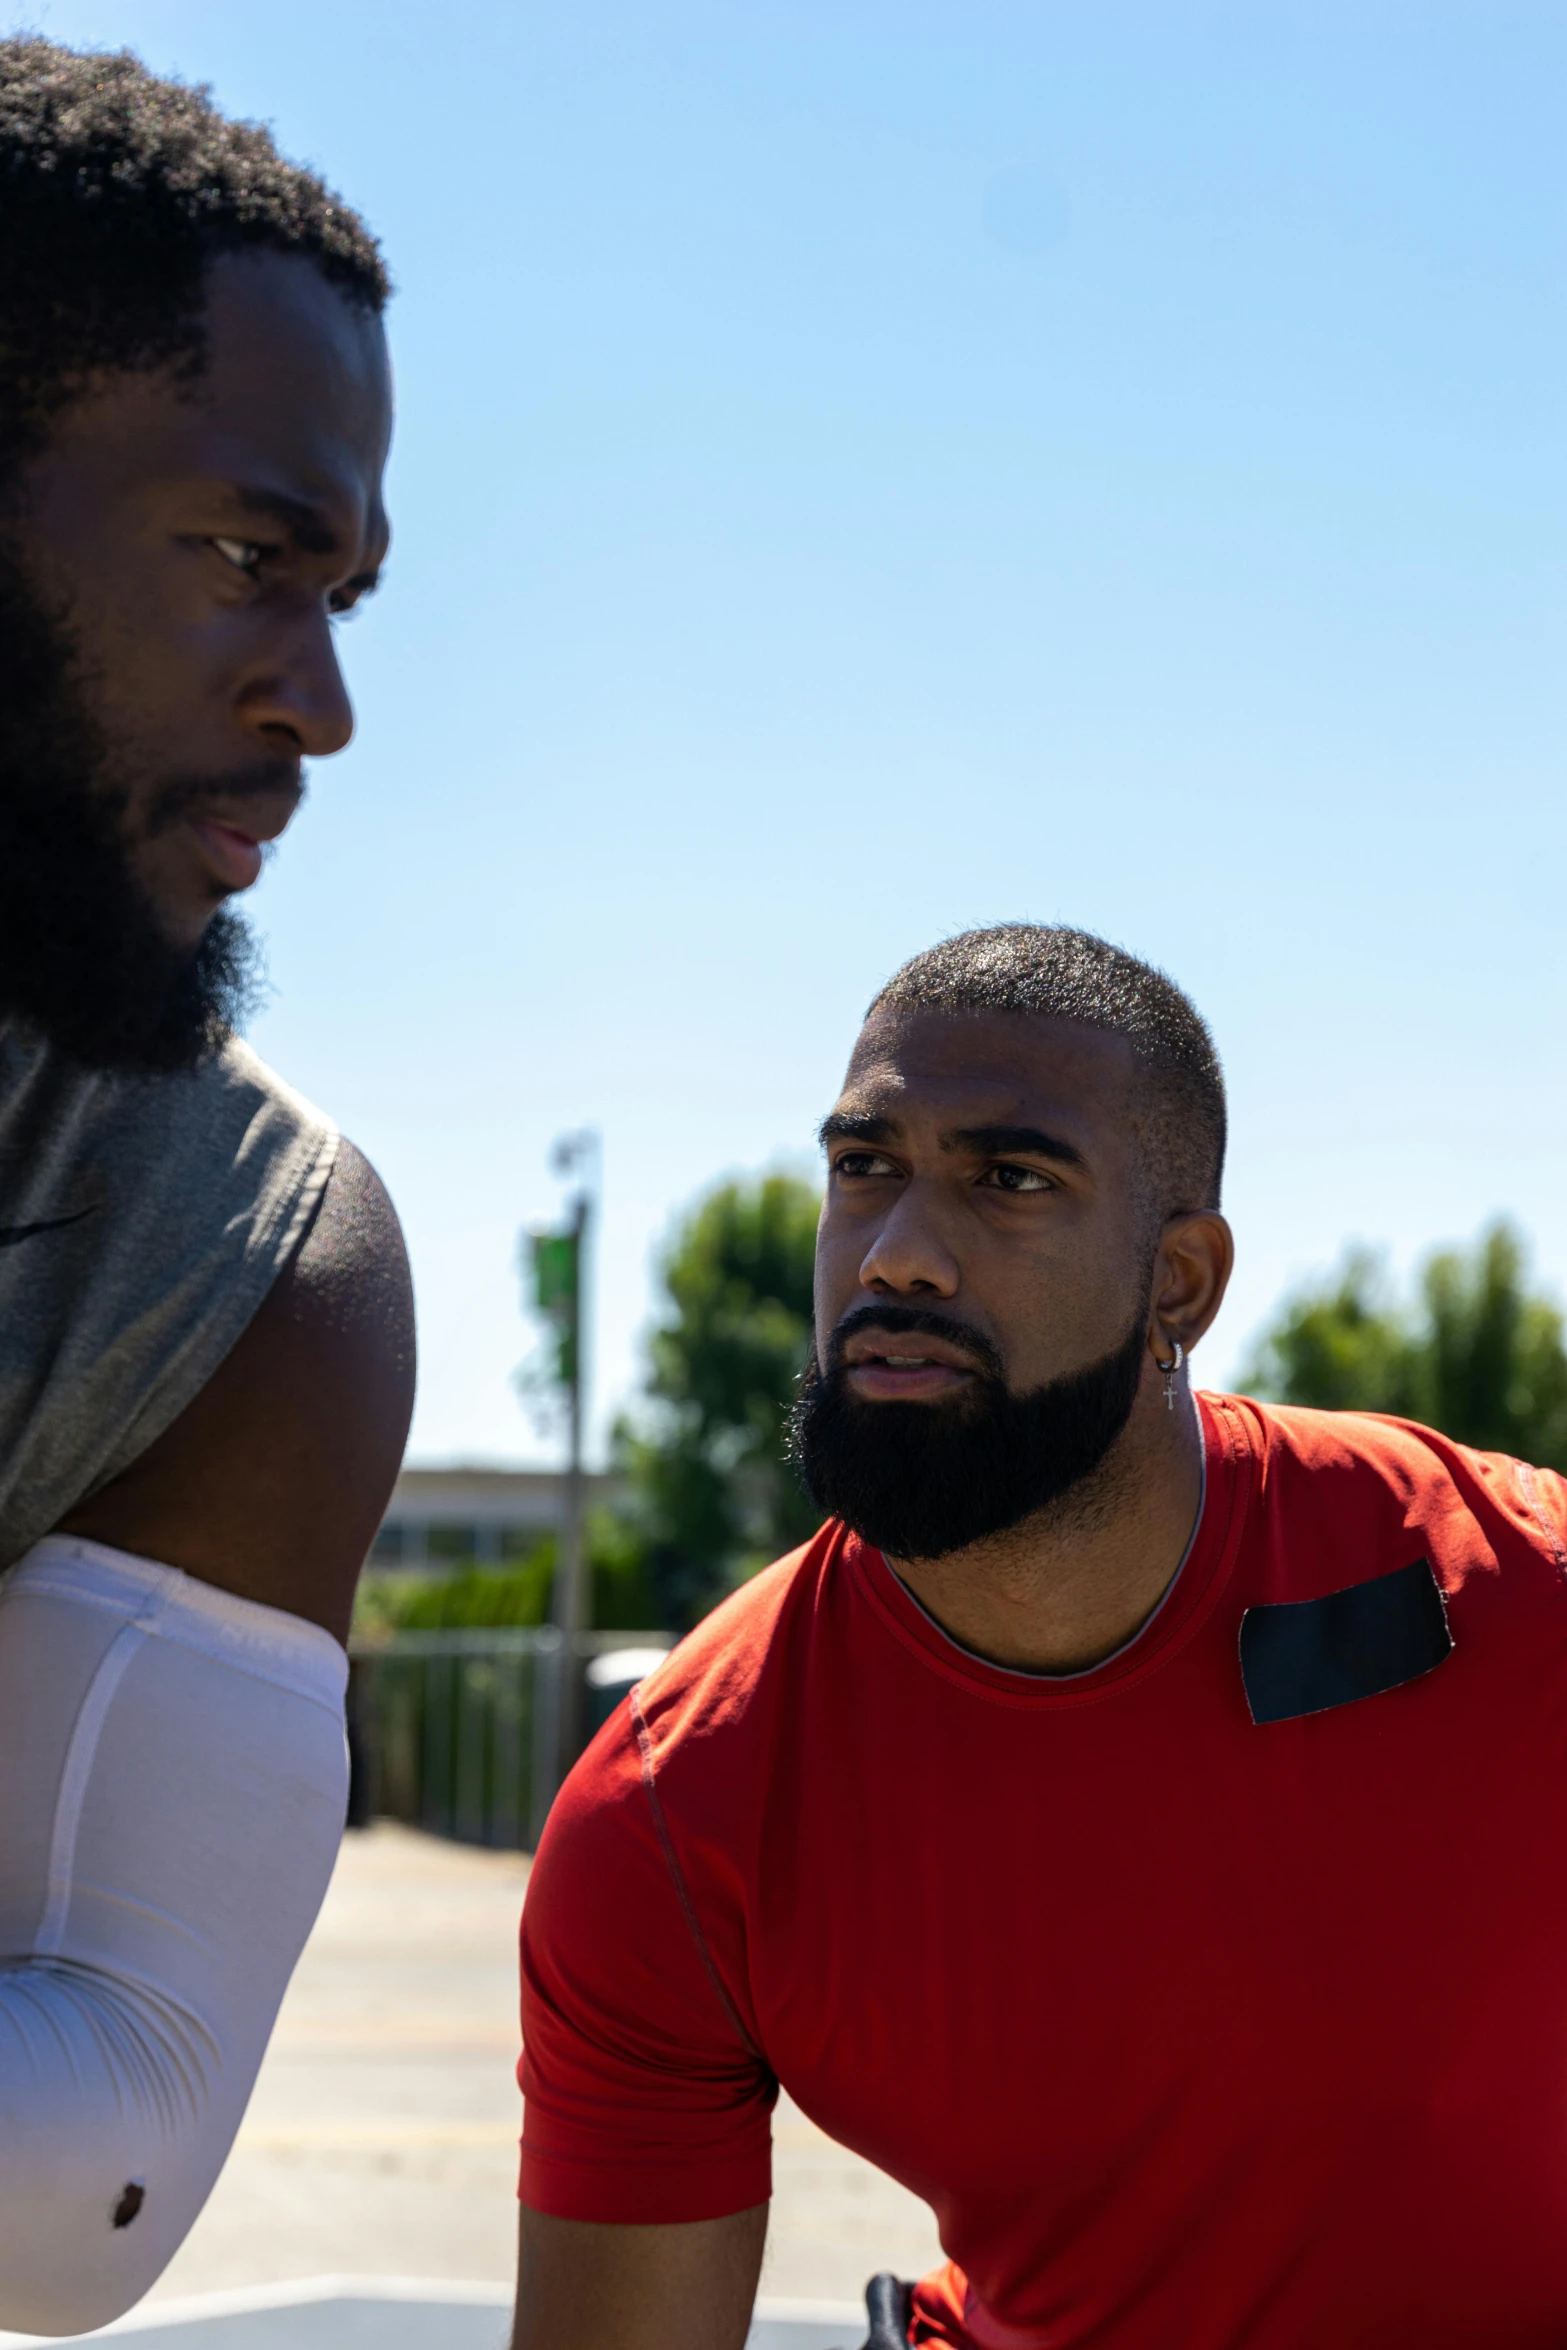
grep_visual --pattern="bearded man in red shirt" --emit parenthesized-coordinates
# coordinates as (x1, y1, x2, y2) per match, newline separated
(512, 923, 1567, 2350)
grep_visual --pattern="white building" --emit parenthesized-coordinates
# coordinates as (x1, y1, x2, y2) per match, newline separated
(370, 1464, 626, 1570)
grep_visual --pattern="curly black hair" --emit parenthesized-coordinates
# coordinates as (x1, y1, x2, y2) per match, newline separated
(0, 37, 389, 481)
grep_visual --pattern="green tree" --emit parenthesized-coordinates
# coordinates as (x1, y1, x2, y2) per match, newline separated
(1239, 1246, 1420, 1417)
(616, 1172, 823, 1631)
(353, 1514, 656, 1638)
(1241, 1220, 1567, 1468)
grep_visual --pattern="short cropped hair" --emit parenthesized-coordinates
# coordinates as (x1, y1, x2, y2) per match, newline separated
(0, 37, 388, 481)
(869, 924, 1226, 1219)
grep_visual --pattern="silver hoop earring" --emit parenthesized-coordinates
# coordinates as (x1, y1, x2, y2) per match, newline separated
(1156, 1340, 1185, 1410)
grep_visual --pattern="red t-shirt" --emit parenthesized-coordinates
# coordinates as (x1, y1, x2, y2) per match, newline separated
(519, 1395, 1567, 2348)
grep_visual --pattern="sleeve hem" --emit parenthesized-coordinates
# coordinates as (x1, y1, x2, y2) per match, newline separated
(518, 2146, 772, 2225)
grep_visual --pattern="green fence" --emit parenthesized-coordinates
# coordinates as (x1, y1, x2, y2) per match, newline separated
(348, 1629, 670, 1851)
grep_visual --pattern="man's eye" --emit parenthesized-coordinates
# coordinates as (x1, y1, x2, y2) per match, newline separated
(834, 1151, 898, 1179)
(981, 1164, 1053, 1193)
(209, 536, 266, 578)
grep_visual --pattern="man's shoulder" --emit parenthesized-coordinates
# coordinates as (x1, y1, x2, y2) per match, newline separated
(0, 1020, 331, 1140)
(1212, 1386, 1558, 1497)
(0, 1023, 361, 1575)
(135, 1035, 337, 1199)
(632, 1523, 844, 1745)
(1207, 1389, 1567, 1589)
(548, 1525, 847, 1897)
(55, 1137, 413, 1635)
(200, 1034, 334, 1141)
(0, 1026, 336, 1248)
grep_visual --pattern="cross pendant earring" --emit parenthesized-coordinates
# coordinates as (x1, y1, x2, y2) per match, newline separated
(1157, 1340, 1185, 1410)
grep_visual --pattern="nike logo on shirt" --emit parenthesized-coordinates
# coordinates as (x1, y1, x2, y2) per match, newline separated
(0, 1207, 99, 1248)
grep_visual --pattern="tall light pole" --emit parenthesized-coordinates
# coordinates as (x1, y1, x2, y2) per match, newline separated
(525, 1130, 597, 1836)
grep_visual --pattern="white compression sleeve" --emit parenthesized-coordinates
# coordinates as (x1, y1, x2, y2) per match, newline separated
(0, 1536, 348, 2336)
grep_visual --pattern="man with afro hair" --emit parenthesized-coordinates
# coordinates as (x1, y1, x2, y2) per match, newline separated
(0, 39, 413, 2331)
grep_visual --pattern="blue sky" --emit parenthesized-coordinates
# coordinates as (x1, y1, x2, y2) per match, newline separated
(13, 1, 1567, 1463)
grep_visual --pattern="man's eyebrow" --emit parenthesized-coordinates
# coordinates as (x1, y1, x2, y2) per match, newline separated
(818, 1110, 899, 1149)
(941, 1124, 1088, 1171)
(817, 1112, 1088, 1171)
(227, 485, 386, 595)
(230, 484, 345, 557)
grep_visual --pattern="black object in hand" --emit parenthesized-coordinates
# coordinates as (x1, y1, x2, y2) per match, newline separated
(860, 2272, 914, 2349)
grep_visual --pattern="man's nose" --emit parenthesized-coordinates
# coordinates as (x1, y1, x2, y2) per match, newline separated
(237, 612, 355, 759)
(858, 1184, 962, 1299)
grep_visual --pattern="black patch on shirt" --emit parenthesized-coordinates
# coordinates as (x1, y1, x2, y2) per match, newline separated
(1240, 1557, 1452, 1726)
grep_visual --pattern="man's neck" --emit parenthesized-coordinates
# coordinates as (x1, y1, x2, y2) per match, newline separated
(887, 1393, 1206, 1675)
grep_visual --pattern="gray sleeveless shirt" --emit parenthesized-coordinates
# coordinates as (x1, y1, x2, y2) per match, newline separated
(0, 1022, 338, 1568)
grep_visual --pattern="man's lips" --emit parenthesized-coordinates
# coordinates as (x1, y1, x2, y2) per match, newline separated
(186, 817, 266, 892)
(183, 795, 298, 894)
(842, 1327, 981, 1401)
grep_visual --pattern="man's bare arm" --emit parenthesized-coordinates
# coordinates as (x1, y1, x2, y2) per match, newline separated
(512, 2204, 768, 2350)
(56, 1139, 414, 1641)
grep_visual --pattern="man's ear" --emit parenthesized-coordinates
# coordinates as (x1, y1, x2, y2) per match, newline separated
(1149, 1210, 1234, 1360)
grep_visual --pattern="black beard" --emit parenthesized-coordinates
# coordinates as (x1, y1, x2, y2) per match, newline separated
(789, 1296, 1152, 1561)
(0, 538, 266, 1074)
